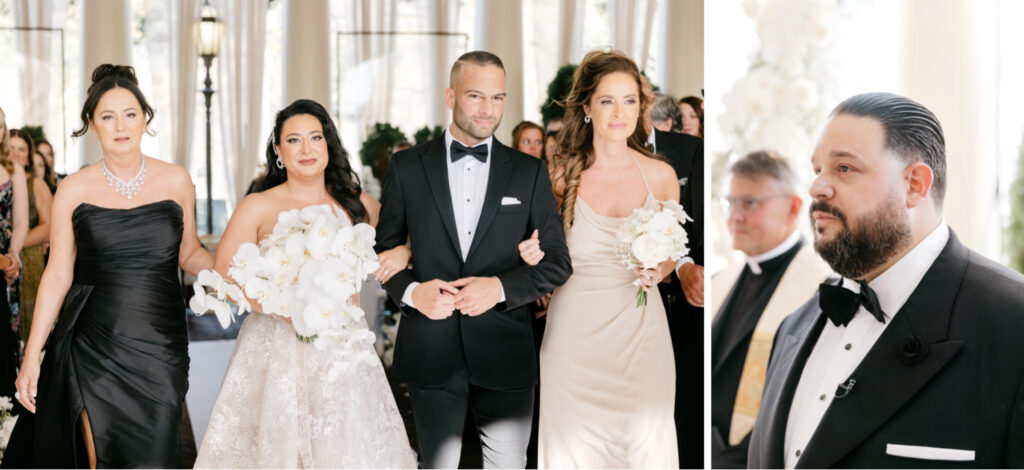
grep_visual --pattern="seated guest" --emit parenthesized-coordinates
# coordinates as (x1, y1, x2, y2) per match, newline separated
(652, 93, 683, 133)
(678, 96, 703, 138)
(710, 150, 831, 468)
(511, 120, 544, 159)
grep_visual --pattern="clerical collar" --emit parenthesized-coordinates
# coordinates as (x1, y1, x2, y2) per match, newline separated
(444, 125, 492, 158)
(838, 221, 949, 322)
(746, 229, 802, 275)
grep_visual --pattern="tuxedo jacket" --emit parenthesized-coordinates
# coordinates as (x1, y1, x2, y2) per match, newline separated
(655, 129, 701, 206)
(374, 136, 572, 390)
(653, 130, 705, 468)
(747, 230, 1024, 468)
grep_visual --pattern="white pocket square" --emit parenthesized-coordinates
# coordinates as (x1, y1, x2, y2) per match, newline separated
(501, 197, 521, 206)
(886, 444, 975, 462)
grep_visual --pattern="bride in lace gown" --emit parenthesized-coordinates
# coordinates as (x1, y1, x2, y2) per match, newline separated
(194, 100, 416, 468)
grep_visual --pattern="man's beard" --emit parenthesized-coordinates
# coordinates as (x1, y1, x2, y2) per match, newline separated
(453, 106, 501, 141)
(810, 193, 912, 279)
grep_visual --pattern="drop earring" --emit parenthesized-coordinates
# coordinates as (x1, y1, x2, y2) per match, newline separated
(276, 157, 284, 169)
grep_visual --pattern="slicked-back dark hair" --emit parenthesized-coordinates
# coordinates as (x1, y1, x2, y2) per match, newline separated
(831, 92, 947, 205)
(73, 64, 156, 138)
(449, 50, 505, 86)
(251, 99, 367, 223)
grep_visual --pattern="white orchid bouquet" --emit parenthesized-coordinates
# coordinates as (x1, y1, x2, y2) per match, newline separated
(190, 204, 381, 380)
(0, 395, 18, 459)
(616, 200, 692, 307)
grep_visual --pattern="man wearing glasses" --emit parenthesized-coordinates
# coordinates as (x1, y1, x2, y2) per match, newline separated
(710, 150, 832, 468)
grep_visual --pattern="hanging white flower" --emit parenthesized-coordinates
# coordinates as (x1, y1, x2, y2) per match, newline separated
(188, 204, 382, 381)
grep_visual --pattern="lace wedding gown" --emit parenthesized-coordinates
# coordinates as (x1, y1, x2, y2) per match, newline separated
(194, 310, 417, 468)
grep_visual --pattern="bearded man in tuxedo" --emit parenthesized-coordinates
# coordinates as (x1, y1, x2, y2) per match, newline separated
(747, 92, 1024, 468)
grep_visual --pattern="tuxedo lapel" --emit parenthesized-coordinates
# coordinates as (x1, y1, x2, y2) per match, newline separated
(420, 138, 462, 259)
(465, 140, 515, 262)
(758, 307, 827, 469)
(795, 232, 969, 469)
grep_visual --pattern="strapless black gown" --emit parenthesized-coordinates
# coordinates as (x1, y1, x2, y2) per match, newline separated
(2, 200, 189, 468)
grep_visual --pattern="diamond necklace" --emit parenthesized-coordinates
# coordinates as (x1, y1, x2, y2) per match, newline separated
(102, 157, 146, 200)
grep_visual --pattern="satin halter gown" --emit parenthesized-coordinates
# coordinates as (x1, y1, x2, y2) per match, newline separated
(2, 200, 190, 468)
(538, 165, 679, 468)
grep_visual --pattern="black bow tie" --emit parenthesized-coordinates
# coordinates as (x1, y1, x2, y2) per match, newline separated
(819, 279, 886, 327)
(450, 140, 488, 163)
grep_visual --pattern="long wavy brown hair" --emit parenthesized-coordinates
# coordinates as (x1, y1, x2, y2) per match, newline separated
(0, 106, 13, 175)
(551, 49, 658, 233)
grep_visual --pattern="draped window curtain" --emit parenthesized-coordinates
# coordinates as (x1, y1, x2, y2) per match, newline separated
(12, 0, 66, 134)
(214, 0, 267, 208)
(144, 0, 200, 168)
(608, 0, 658, 70)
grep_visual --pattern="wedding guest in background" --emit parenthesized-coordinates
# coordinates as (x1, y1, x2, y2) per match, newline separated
(641, 77, 705, 469)
(34, 137, 61, 191)
(678, 95, 703, 138)
(3, 64, 213, 468)
(545, 119, 563, 135)
(7, 128, 52, 346)
(652, 93, 683, 133)
(748, 92, 1024, 468)
(33, 150, 57, 195)
(392, 140, 413, 154)
(512, 120, 545, 159)
(540, 49, 680, 468)
(543, 133, 558, 161)
(0, 106, 29, 406)
(710, 150, 831, 468)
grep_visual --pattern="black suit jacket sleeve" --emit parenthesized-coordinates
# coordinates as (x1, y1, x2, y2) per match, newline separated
(495, 161, 572, 311)
(682, 139, 704, 265)
(374, 154, 417, 306)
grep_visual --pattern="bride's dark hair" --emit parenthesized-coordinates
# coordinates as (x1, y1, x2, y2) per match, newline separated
(251, 99, 367, 223)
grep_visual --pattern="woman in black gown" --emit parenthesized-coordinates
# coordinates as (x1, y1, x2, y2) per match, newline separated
(2, 64, 213, 468)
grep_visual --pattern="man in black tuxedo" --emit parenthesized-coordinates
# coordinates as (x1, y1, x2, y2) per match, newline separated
(641, 79, 705, 468)
(747, 92, 1024, 468)
(374, 51, 571, 469)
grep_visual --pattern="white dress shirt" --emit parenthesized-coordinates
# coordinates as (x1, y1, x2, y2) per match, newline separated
(401, 126, 504, 309)
(783, 221, 949, 468)
(746, 229, 802, 275)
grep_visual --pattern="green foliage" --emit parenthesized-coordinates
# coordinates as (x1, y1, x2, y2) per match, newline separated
(20, 125, 47, 144)
(540, 64, 577, 128)
(1008, 135, 1024, 273)
(413, 125, 443, 145)
(360, 122, 407, 182)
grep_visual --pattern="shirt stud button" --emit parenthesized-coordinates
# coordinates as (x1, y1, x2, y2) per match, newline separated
(819, 394, 826, 401)
(845, 343, 852, 350)
(796, 449, 801, 457)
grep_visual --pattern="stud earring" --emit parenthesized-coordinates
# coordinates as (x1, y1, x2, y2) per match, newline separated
(584, 115, 591, 124)
(276, 157, 285, 169)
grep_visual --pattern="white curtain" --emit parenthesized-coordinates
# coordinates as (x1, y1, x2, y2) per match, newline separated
(12, 0, 66, 133)
(558, 0, 583, 65)
(214, 0, 267, 207)
(144, 0, 200, 167)
(608, 0, 657, 68)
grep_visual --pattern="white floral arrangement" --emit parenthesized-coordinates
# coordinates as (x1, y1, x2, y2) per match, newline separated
(190, 204, 381, 380)
(716, 0, 840, 164)
(0, 395, 18, 460)
(616, 200, 691, 307)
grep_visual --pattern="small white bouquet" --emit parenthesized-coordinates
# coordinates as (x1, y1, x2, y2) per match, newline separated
(0, 395, 18, 460)
(190, 204, 381, 380)
(616, 199, 692, 307)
